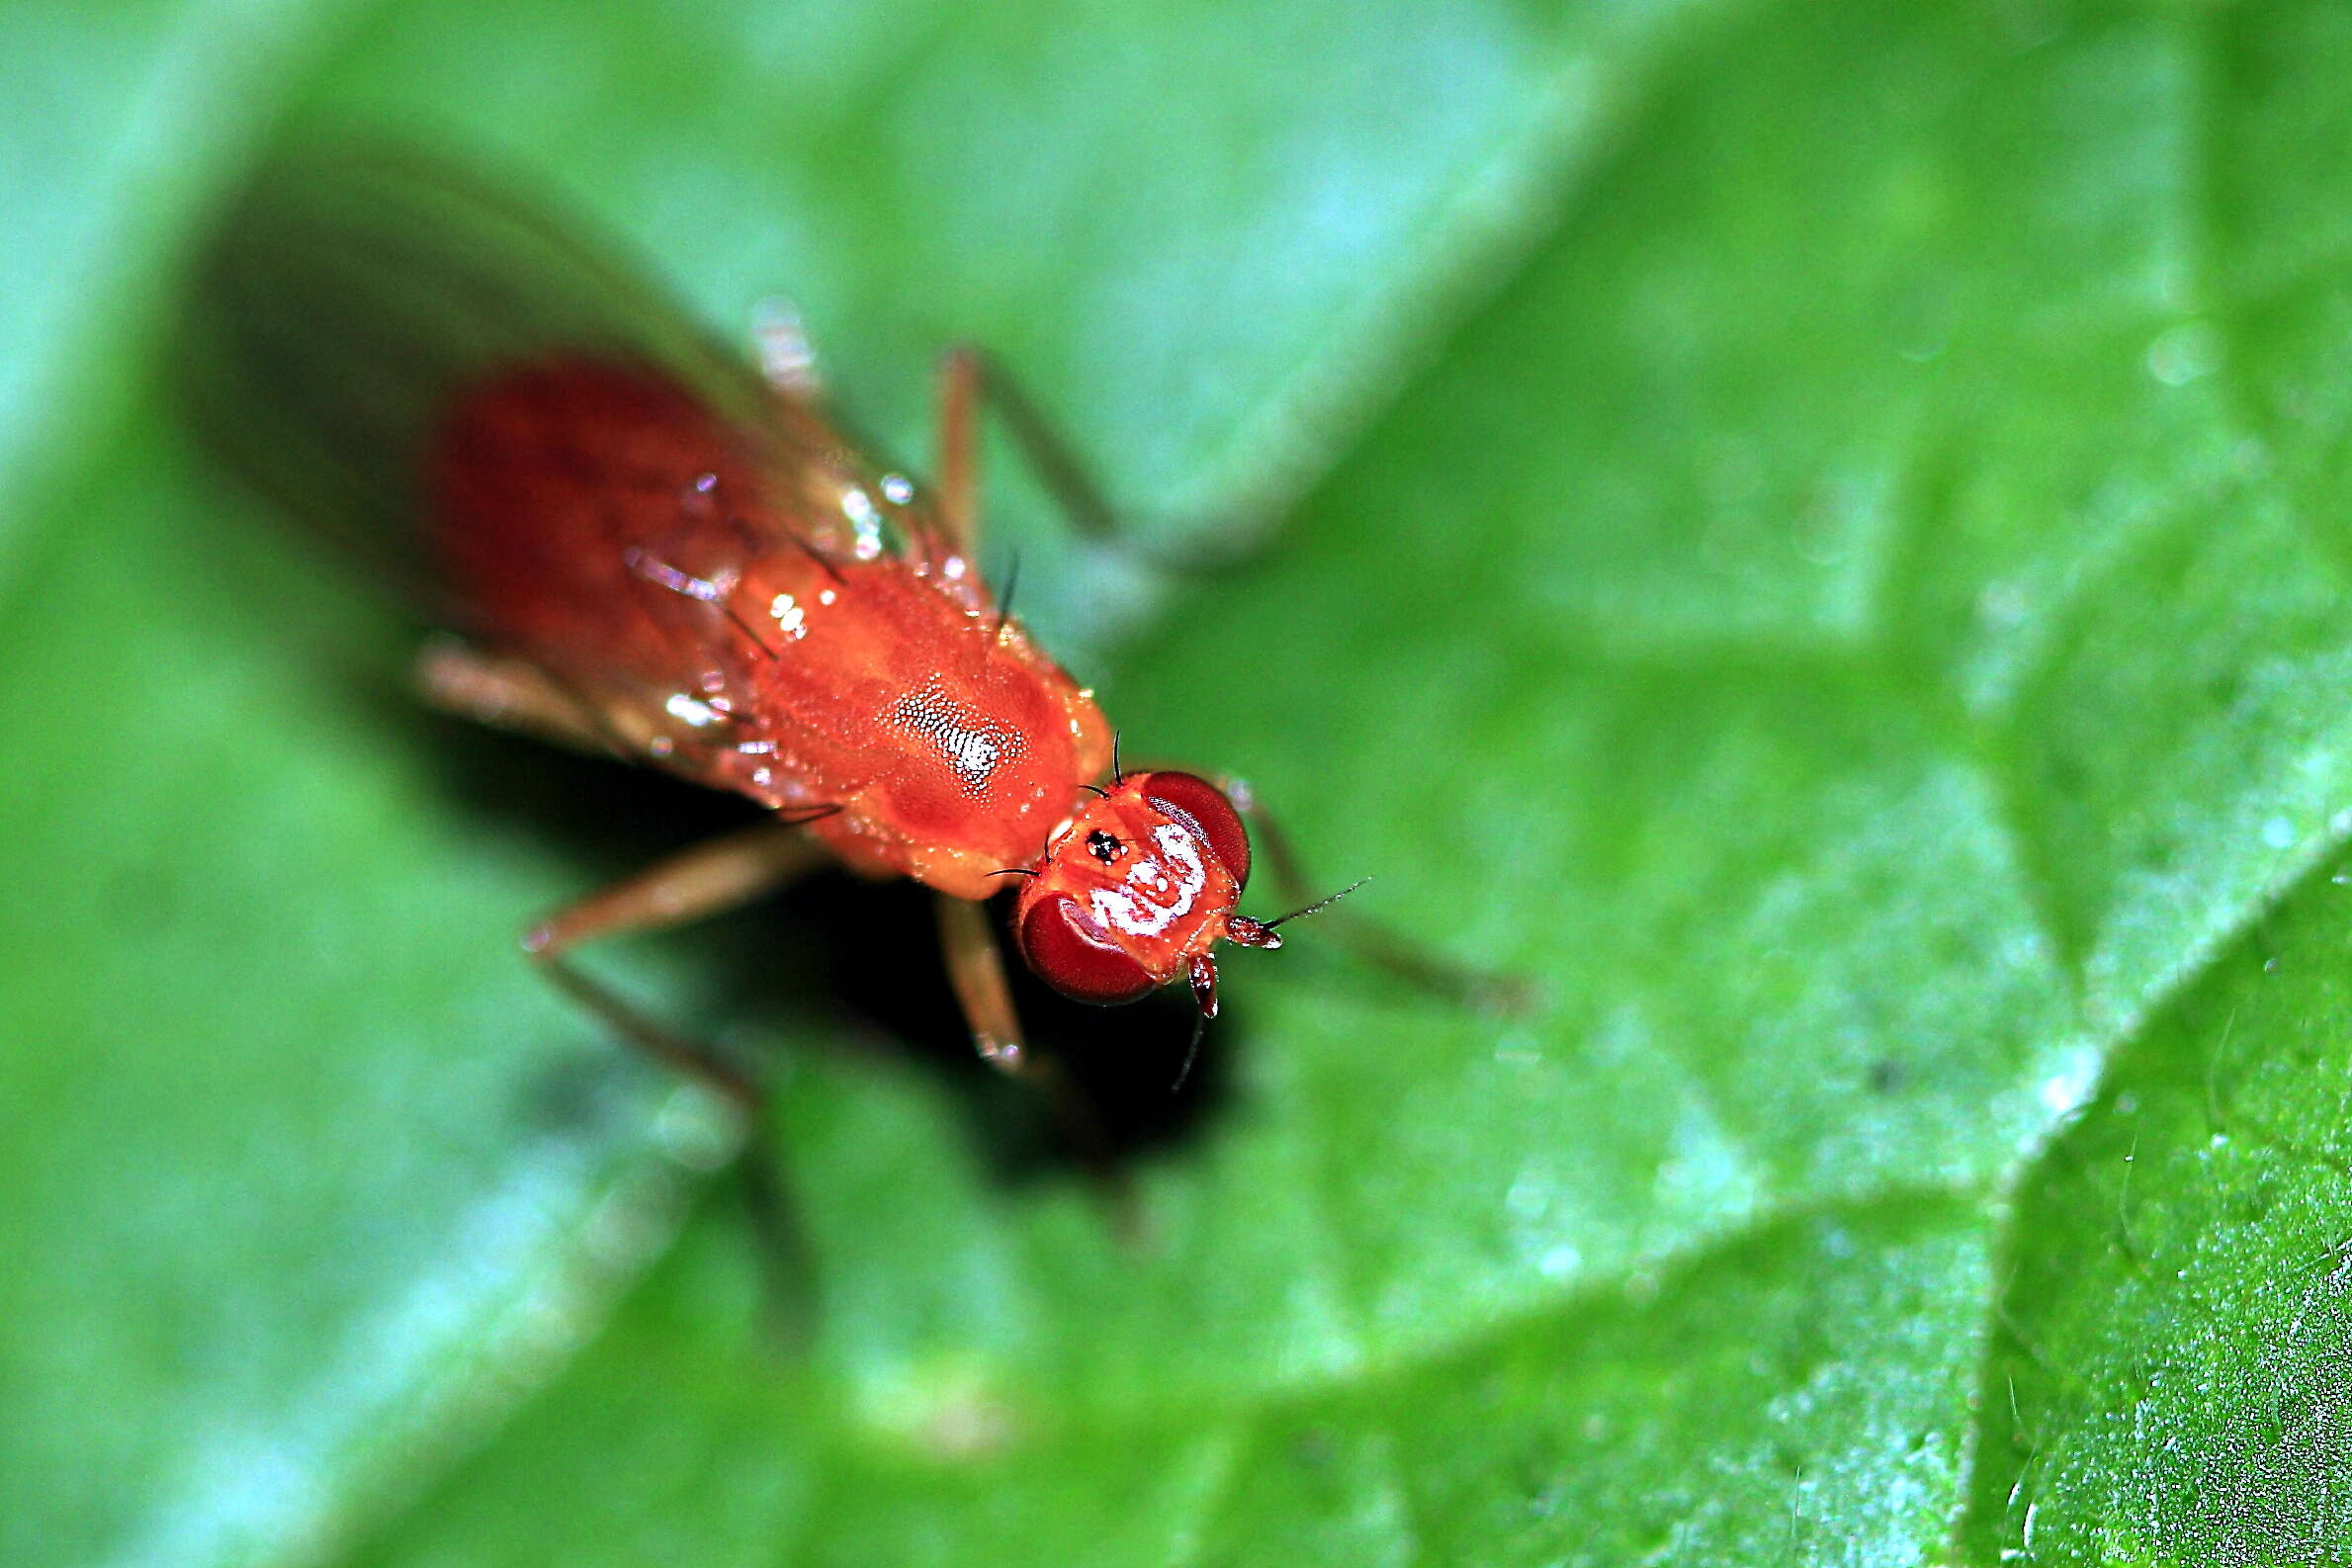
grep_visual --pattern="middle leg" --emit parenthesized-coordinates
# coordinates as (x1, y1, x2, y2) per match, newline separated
(525, 822, 831, 1111)
(525, 822, 832, 1337)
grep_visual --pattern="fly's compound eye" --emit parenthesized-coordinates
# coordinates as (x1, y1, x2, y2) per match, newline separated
(1140, 770, 1251, 889)
(1017, 894, 1157, 1004)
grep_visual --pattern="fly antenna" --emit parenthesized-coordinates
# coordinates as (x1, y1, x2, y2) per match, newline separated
(1264, 877, 1370, 930)
(1173, 1007, 1208, 1092)
(1111, 730, 1124, 784)
(988, 866, 1038, 879)
(1079, 782, 1110, 799)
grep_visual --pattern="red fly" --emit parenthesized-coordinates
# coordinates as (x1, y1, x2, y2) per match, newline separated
(186, 150, 1350, 1101)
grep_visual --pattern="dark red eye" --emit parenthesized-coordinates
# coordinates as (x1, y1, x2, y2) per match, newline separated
(1141, 770, 1251, 888)
(1017, 894, 1157, 1004)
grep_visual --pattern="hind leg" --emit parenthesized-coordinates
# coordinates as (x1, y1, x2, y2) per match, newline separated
(415, 637, 622, 756)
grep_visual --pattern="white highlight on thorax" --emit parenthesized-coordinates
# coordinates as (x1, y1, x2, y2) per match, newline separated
(896, 678, 1019, 791)
(941, 726, 1002, 784)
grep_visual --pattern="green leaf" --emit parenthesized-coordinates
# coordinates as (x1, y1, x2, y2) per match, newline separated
(1959, 854, 2352, 1561)
(1, 1, 1624, 1564)
(10, 1, 2352, 1565)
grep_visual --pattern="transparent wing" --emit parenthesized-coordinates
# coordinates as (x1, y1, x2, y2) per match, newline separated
(179, 145, 984, 804)
(178, 143, 795, 606)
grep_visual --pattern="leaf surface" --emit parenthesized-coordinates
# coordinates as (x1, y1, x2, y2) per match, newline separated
(8, 2, 2352, 1565)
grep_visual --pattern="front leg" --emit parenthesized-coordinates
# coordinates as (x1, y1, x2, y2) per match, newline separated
(936, 892, 1135, 1219)
(932, 891, 1028, 1071)
(1220, 775, 1533, 1013)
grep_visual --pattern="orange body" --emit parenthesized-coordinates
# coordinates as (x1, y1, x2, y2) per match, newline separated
(429, 359, 1113, 901)
(191, 150, 1318, 1069)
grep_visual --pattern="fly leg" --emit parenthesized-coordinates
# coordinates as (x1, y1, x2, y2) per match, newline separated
(935, 346, 984, 557)
(418, 644, 828, 1030)
(934, 348, 1263, 572)
(523, 824, 830, 1111)
(933, 891, 1026, 1072)
(418, 640, 828, 1323)
(935, 893, 1136, 1224)
(1220, 775, 1535, 1013)
(424, 638, 826, 1103)
(526, 824, 831, 1337)
(416, 637, 623, 757)
(758, 329, 1112, 558)
(934, 346, 1124, 559)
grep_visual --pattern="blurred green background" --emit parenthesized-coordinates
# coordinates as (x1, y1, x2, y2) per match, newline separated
(7, 1, 2352, 1563)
